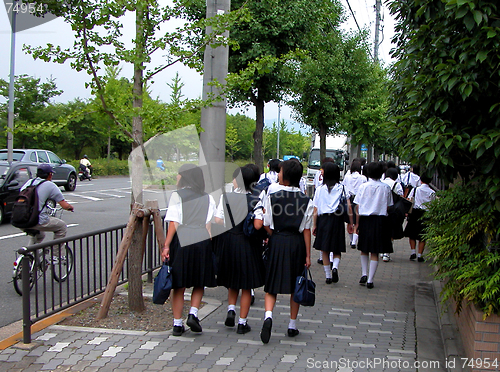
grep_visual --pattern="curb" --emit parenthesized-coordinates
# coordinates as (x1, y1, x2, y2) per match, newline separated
(0, 292, 222, 350)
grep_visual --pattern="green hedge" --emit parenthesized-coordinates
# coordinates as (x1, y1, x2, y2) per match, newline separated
(425, 183, 500, 318)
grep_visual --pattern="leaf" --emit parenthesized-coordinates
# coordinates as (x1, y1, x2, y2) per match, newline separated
(476, 50, 488, 63)
(425, 149, 436, 163)
(464, 14, 475, 31)
(473, 10, 483, 25)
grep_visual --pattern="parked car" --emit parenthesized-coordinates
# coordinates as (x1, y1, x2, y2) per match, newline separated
(0, 161, 39, 224)
(0, 149, 77, 192)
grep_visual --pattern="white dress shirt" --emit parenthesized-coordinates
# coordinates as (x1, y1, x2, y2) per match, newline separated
(408, 184, 436, 210)
(353, 179, 393, 216)
(313, 183, 344, 215)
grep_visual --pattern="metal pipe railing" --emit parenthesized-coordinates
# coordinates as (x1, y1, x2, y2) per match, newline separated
(18, 218, 164, 343)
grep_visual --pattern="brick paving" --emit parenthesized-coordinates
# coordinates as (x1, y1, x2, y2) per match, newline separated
(0, 238, 466, 371)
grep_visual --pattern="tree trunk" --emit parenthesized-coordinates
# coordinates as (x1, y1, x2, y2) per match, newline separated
(319, 123, 327, 162)
(127, 4, 146, 312)
(253, 97, 265, 173)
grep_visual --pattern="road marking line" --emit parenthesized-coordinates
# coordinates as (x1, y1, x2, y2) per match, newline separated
(94, 192, 126, 198)
(69, 193, 103, 201)
(0, 224, 78, 241)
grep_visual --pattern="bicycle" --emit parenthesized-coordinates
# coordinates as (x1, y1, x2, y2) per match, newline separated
(12, 202, 74, 296)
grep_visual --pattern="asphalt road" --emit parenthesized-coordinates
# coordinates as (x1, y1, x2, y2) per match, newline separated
(0, 176, 173, 328)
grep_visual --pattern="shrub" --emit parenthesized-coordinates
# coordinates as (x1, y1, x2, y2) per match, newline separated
(425, 182, 500, 318)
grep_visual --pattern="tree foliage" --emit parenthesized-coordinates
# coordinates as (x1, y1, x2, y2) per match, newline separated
(425, 184, 500, 317)
(388, 0, 500, 209)
(225, 0, 344, 172)
(287, 26, 380, 161)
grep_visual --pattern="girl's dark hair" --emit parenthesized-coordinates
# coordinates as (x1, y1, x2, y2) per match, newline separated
(280, 159, 302, 187)
(244, 163, 260, 184)
(233, 167, 255, 192)
(321, 157, 335, 166)
(350, 160, 362, 173)
(268, 159, 281, 173)
(385, 167, 399, 181)
(177, 164, 205, 194)
(420, 169, 433, 184)
(411, 164, 420, 176)
(322, 162, 340, 192)
(365, 161, 384, 180)
(387, 160, 397, 169)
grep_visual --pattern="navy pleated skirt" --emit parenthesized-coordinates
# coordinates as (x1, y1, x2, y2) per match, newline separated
(404, 208, 427, 241)
(357, 215, 393, 254)
(169, 226, 217, 289)
(215, 231, 265, 290)
(313, 213, 346, 254)
(264, 231, 306, 295)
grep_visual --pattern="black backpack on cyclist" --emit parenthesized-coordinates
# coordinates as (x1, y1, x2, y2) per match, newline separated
(11, 179, 47, 229)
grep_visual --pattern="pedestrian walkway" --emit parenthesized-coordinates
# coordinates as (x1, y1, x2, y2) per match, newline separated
(0, 238, 467, 371)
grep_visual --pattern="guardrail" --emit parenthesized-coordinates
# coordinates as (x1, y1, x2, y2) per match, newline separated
(18, 220, 163, 343)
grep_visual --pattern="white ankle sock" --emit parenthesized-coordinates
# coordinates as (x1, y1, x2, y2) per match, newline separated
(173, 318, 183, 327)
(411, 249, 416, 255)
(189, 307, 198, 317)
(324, 265, 332, 278)
(288, 319, 296, 330)
(228, 304, 236, 312)
(238, 317, 247, 325)
(332, 258, 340, 270)
(265, 311, 273, 319)
(368, 260, 378, 283)
(360, 255, 369, 276)
(352, 233, 359, 245)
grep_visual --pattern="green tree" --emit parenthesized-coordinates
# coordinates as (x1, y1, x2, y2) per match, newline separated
(288, 27, 376, 161)
(226, 113, 255, 160)
(0, 75, 62, 148)
(227, 0, 343, 172)
(225, 118, 240, 161)
(388, 0, 500, 206)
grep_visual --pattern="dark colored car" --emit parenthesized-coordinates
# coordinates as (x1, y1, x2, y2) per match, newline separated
(0, 161, 39, 224)
(0, 149, 77, 192)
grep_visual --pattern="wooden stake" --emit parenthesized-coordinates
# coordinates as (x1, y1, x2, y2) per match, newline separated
(96, 203, 140, 320)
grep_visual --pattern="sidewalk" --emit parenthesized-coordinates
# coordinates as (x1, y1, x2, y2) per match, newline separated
(0, 238, 467, 372)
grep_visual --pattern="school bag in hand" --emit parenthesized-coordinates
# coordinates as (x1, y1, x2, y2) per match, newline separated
(294, 268, 316, 306)
(11, 179, 47, 229)
(153, 261, 172, 304)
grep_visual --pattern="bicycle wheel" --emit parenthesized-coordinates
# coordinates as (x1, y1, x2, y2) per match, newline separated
(51, 246, 74, 282)
(13, 255, 35, 296)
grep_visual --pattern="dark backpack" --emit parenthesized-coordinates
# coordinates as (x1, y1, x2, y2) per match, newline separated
(11, 179, 46, 229)
(253, 176, 272, 194)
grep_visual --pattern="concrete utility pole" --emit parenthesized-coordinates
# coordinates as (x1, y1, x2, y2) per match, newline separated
(7, 5, 18, 163)
(374, 0, 382, 63)
(199, 0, 231, 193)
(366, 0, 383, 161)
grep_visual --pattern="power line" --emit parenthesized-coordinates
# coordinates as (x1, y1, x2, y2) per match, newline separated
(345, 0, 362, 32)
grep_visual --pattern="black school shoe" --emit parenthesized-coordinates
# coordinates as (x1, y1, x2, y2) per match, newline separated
(287, 328, 300, 337)
(172, 325, 185, 336)
(359, 275, 368, 285)
(260, 318, 272, 344)
(367, 282, 374, 289)
(225, 310, 236, 327)
(332, 268, 339, 283)
(409, 253, 417, 260)
(187, 314, 202, 333)
(237, 323, 251, 334)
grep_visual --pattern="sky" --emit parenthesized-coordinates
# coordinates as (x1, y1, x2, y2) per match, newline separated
(0, 0, 396, 130)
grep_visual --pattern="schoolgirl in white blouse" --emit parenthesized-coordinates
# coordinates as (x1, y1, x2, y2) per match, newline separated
(353, 162, 393, 289)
